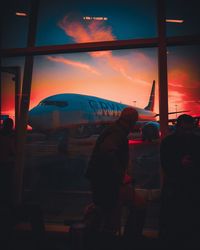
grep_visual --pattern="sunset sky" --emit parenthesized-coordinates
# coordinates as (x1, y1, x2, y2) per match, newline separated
(1, 0, 200, 121)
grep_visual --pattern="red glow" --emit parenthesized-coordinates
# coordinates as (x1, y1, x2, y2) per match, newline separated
(129, 139, 143, 145)
(168, 68, 200, 118)
(27, 125, 32, 130)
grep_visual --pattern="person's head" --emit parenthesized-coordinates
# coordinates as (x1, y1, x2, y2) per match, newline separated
(2, 118, 14, 131)
(175, 114, 194, 135)
(118, 107, 138, 133)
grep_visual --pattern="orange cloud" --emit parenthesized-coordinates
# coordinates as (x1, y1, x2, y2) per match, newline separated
(47, 55, 101, 75)
(169, 82, 184, 88)
(58, 15, 116, 43)
(58, 16, 137, 81)
(168, 90, 185, 103)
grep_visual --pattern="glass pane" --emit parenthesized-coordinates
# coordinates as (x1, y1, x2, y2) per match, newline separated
(28, 47, 159, 193)
(166, 0, 199, 37)
(1, 1, 31, 48)
(1, 73, 15, 123)
(2, 49, 161, 229)
(167, 45, 200, 122)
(36, 0, 157, 46)
(31, 49, 158, 113)
(26, 48, 160, 226)
(1, 57, 25, 124)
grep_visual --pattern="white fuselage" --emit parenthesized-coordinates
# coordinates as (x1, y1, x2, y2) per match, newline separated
(28, 93, 157, 132)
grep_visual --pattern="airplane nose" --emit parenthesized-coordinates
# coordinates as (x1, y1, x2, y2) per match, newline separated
(28, 107, 51, 129)
(28, 108, 40, 128)
(28, 106, 61, 130)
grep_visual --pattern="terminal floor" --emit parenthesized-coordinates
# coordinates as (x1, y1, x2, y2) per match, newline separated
(7, 229, 161, 250)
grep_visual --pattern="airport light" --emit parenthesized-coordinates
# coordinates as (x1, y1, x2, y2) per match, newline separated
(175, 104, 178, 118)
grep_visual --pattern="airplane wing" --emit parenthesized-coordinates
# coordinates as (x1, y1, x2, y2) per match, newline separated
(168, 114, 200, 126)
(155, 111, 200, 127)
(155, 110, 190, 118)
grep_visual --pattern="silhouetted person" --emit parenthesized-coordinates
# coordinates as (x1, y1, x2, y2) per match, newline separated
(0, 118, 16, 247)
(0, 117, 15, 205)
(159, 114, 200, 248)
(0, 118, 45, 249)
(85, 107, 147, 249)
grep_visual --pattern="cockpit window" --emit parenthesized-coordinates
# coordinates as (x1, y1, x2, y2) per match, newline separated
(39, 100, 68, 107)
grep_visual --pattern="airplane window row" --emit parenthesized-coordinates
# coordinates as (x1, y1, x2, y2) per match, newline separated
(39, 100, 68, 107)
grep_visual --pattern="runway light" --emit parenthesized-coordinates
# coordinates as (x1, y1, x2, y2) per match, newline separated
(15, 12, 28, 17)
(166, 19, 184, 23)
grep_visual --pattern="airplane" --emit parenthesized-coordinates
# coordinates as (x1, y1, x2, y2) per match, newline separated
(28, 80, 159, 142)
(28, 80, 195, 156)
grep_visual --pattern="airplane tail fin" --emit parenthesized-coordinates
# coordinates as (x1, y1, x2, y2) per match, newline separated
(144, 80, 155, 111)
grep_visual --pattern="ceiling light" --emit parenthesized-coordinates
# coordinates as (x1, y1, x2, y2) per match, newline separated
(15, 12, 28, 17)
(166, 19, 184, 23)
